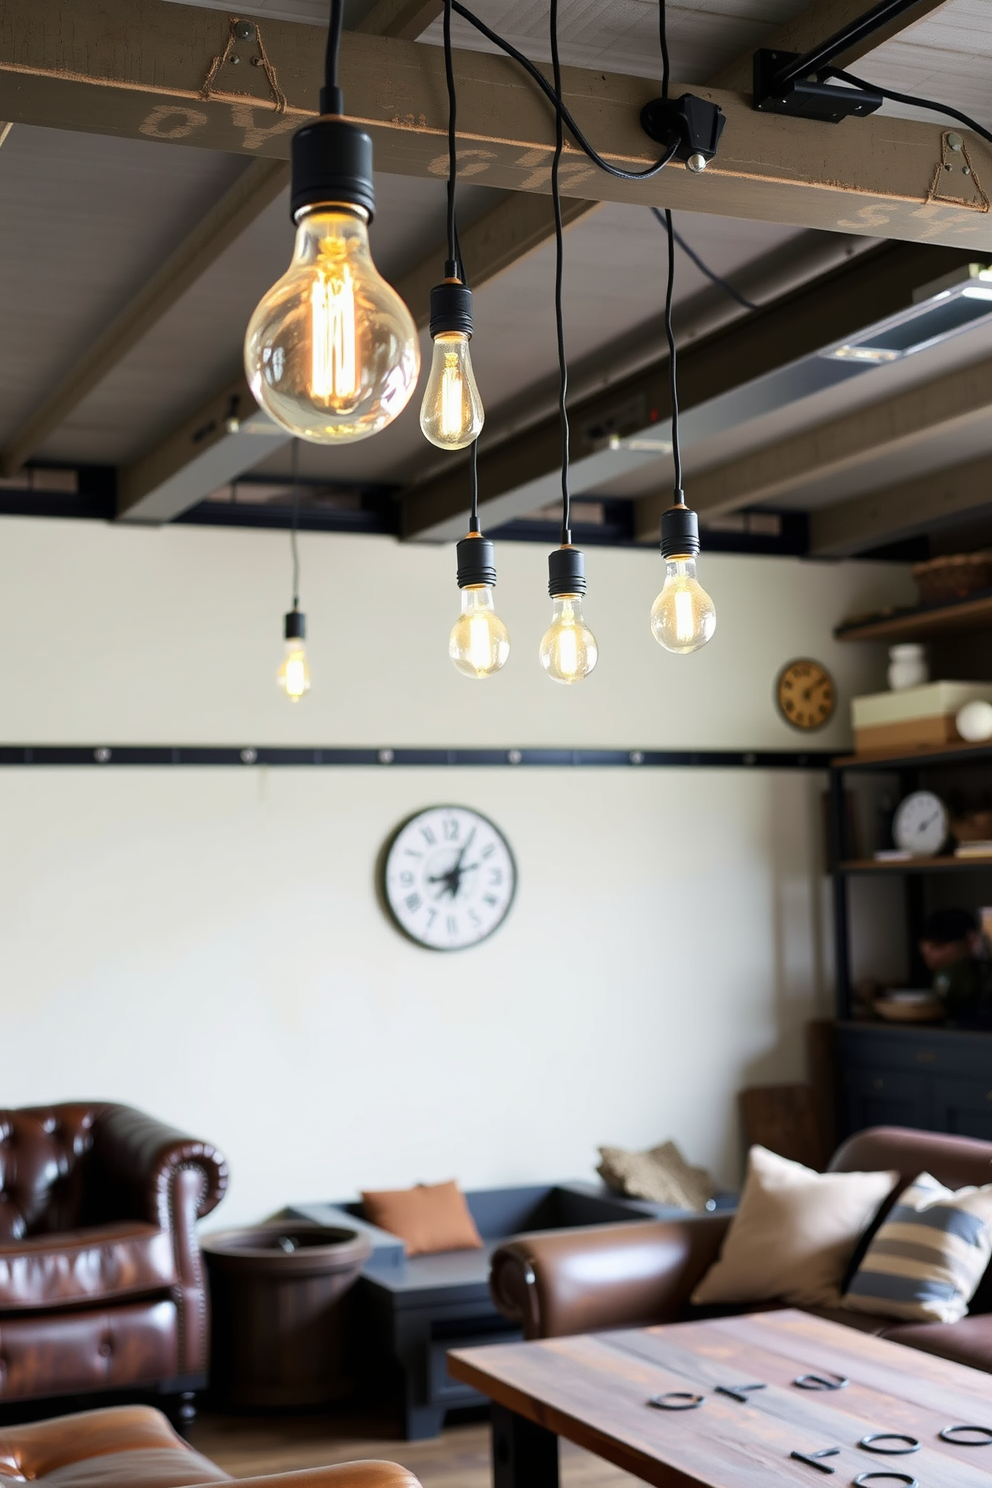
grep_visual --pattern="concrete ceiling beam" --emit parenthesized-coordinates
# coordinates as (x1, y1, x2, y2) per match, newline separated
(810, 448, 992, 554)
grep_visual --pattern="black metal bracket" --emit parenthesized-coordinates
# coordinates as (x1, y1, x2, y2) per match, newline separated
(640, 94, 725, 168)
(753, 49, 882, 122)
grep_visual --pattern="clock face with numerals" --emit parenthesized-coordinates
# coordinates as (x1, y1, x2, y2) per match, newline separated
(775, 658, 837, 731)
(381, 806, 516, 951)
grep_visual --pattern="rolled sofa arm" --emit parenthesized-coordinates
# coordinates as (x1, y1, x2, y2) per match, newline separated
(91, 1104, 229, 1229)
(490, 1215, 731, 1339)
(237, 1465, 423, 1488)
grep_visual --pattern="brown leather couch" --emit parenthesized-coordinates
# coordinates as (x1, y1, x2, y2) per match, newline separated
(490, 1126, 992, 1374)
(0, 1103, 227, 1415)
(0, 1404, 421, 1488)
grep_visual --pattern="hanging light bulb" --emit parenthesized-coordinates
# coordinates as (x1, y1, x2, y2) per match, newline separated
(539, 547, 598, 684)
(245, 113, 419, 443)
(449, 533, 509, 679)
(277, 609, 311, 701)
(421, 275, 484, 450)
(651, 503, 716, 654)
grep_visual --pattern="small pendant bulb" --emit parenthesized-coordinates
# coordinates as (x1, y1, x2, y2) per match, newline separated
(278, 609, 311, 701)
(450, 535, 509, 679)
(651, 505, 716, 654)
(421, 279, 484, 451)
(539, 547, 598, 684)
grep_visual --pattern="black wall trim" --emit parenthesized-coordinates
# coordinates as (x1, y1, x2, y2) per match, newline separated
(0, 745, 834, 770)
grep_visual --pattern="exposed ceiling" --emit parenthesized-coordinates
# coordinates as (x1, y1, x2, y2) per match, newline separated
(1, 0, 991, 564)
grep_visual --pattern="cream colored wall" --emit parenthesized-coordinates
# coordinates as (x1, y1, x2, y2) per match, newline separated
(0, 518, 913, 1223)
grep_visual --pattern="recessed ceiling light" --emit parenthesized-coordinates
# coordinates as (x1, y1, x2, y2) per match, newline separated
(822, 261, 992, 365)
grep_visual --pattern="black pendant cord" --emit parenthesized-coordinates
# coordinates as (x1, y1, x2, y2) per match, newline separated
(822, 66, 992, 145)
(451, 0, 679, 181)
(653, 209, 759, 311)
(469, 439, 480, 534)
(443, 0, 462, 278)
(659, 0, 670, 101)
(322, 0, 345, 115)
(662, 207, 684, 503)
(550, 0, 571, 546)
(290, 439, 301, 610)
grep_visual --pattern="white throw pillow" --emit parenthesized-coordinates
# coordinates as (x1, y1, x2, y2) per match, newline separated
(692, 1146, 897, 1308)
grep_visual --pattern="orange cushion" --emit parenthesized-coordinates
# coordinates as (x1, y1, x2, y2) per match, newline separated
(360, 1181, 483, 1256)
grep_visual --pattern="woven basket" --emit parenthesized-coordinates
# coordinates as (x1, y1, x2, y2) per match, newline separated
(913, 552, 992, 606)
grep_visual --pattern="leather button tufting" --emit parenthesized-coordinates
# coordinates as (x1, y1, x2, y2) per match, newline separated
(98, 1340, 113, 1357)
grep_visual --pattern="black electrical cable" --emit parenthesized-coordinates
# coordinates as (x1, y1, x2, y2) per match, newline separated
(823, 66, 992, 147)
(323, 0, 345, 114)
(550, 0, 571, 545)
(469, 438, 480, 533)
(443, 0, 460, 275)
(658, 0, 670, 101)
(290, 438, 301, 609)
(662, 207, 683, 501)
(450, 0, 679, 181)
(652, 208, 760, 311)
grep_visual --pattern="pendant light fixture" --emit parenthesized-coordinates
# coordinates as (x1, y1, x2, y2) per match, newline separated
(277, 443, 312, 701)
(649, 206, 716, 655)
(539, 0, 598, 686)
(420, 0, 485, 452)
(449, 441, 510, 678)
(244, 1, 419, 443)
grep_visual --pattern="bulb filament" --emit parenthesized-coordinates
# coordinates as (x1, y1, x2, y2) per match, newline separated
(441, 352, 464, 439)
(674, 586, 695, 644)
(310, 261, 358, 407)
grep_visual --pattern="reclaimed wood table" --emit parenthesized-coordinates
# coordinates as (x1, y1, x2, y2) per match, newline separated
(448, 1309, 992, 1488)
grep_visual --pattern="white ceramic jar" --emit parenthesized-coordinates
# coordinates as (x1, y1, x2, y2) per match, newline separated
(888, 643, 928, 691)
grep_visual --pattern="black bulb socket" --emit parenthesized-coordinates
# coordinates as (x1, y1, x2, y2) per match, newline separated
(456, 534, 496, 589)
(430, 281, 474, 340)
(548, 546, 587, 598)
(290, 116, 375, 222)
(660, 502, 700, 559)
(284, 609, 306, 641)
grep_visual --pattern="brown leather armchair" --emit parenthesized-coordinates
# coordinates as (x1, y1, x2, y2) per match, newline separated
(490, 1126, 992, 1375)
(0, 1404, 421, 1488)
(0, 1103, 227, 1415)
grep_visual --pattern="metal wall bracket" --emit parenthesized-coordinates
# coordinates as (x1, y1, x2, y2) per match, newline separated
(753, 49, 882, 122)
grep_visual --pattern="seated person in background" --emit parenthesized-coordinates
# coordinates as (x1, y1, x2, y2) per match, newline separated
(919, 907, 992, 1023)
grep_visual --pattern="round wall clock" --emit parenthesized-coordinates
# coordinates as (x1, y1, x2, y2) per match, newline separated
(892, 790, 948, 857)
(380, 805, 516, 951)
(776, 658, 837, 731)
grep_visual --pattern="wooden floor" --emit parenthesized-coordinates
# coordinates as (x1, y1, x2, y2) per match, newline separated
(189, 1410, 636, 1488)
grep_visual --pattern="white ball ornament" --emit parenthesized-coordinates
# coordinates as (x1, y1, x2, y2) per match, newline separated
(956, 699, 992, 742)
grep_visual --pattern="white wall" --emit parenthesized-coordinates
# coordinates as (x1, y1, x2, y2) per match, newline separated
(0, 518, 914, 1223)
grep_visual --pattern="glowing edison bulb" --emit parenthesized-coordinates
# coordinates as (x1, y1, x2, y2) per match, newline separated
(449, 586, 509, 679)
(421, 332, 484, 450)
(650, 555, 716, 653)
(245, 207, 419, 443)
(540, 595, 598, 684)
(277, 611, 310, 700)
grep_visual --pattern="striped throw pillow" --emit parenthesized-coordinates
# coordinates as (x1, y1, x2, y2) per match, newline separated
(843, 1171, 992, 1324)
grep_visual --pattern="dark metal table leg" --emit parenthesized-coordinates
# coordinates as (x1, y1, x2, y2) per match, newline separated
(492, 1404, 560, 1488)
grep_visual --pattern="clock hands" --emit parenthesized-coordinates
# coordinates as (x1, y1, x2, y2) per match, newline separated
(426, 829, 478, 900)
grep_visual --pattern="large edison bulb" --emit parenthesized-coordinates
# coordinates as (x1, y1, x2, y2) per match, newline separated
(277, 638, 311, 701)
(245, 206, 419, 443)
(449, 586, 509, 679)
(650, 555, 716, 653)
(421, 332, 484, 450)
(539, 595, 598, 684)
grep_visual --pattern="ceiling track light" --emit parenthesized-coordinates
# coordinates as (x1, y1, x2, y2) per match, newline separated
(244, 0, 419, 443)
(277, 443, 312, 701)
(421, 0, 485, 452)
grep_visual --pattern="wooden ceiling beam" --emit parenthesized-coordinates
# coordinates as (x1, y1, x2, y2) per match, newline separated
(810, 449, 992, 555)
(356, 0, 446, 40)
(644, 349, 992, 534)
(3, 0, 990, 250)
(710, 0, 951, 93)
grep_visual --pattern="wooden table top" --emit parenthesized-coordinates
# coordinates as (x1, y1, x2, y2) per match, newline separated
(448, 1310, 992, 1487)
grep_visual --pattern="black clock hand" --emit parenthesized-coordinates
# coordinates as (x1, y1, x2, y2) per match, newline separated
(917, 813, 943, 833)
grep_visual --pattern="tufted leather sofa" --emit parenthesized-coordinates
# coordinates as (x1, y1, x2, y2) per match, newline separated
(489, 1126, 992, 1375)
(0, 1103, 227, 1414)
(0, 1403, 422, 1488)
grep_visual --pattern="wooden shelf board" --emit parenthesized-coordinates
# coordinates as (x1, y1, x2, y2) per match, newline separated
(833, 739, 992, 769)
(836, 590, 992, 643)
(839, 855, 992, 873)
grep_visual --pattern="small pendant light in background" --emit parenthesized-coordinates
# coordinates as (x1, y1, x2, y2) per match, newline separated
(277, 442, 312, 701)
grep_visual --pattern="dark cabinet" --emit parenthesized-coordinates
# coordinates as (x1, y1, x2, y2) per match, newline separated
(837, 1024, 992, 1140)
